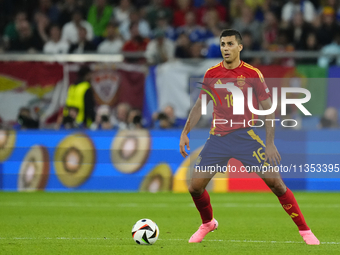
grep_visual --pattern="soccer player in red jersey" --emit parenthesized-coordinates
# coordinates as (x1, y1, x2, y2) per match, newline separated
(179, 29, 320, 245)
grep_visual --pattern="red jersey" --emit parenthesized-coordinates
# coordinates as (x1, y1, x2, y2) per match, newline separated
(199, 61, 271, 136)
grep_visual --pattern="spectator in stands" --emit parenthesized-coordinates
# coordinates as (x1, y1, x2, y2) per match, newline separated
(175, 33, 191, 58)
(230, 0, 271, 21)
(36, 0, 59, 23)
(69, 26, 97, 53)
(62, 107, 80, 129)
(157, 112, 173, 128)
(155, 11, 176, 41)
(262, 11, 278, 50)
(33, 12, 50, 44)
(61, 66, 95, 129)
(61, 9, 94, 44)
(145, 29, 175, 64)
(3, 10, 27, 42)
(232, 6, 262, 44)
(268, 29, 295, 66)
(97, 23, 123, 53)
(119, 9, 151, 41)
(115, 102, 131, 129)
(153, 105, 184, 128)
(8, 20, 43, 52)
(281, 0, 316, 25)
(191, 42, 204, 58)
(133, 0, 150, 9)
(162, 105, 179, 126)
(204, 9, 225, 46)
(319, 107, 339, 129)
(95, 105, 113, 130)
(163, 0, 176, 9)
(311, 9, 321, 30)
(318, 31, 340, 68)
(122, 22, 149, 62)
(325, 0, 340, 22)
(113, 0, 133, 25)
(205, 9, 228, 58)
(197, 0, 227, 25)
(297, 32, 319, 65)
(146, 0, 172, 29)
(0, 0, 14, 36)
(173, 0, 194, 27)
(176, 11, 209, 42)
(87, 0, 113, 39)
(153, 11, 176, 41)
(43, 24, 70, 54)
(244, 0, 267, 21)
(316, 7, 340, 47)
(240, 30, 260, 65)
(58, 0, 87, 26)
(0, 38, 4, 52)
(17, 107, 39, 129)
(287, 12, 313, 50)
(229, 0, 244, 21)
(127, 108, 143, 129)
(305, 32, 319, 51)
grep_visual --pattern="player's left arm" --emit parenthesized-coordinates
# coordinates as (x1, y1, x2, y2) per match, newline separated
(260, 98, 281, 166)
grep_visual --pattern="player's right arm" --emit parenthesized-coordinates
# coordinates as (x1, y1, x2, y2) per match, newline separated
(179, 97, 203, 158)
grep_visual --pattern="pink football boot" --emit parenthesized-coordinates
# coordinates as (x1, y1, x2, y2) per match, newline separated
(299, 230, 320, 245)
(189, 219, 218, 243)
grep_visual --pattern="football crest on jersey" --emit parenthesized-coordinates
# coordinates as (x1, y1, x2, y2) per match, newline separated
(237, 75, 246, 88)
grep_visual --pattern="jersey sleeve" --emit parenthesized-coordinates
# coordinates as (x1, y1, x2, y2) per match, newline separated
(198, 70, 212, 102)
(253, 70, 271, 102)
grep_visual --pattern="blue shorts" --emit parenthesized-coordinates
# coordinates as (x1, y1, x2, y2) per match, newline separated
(195, 128, 268, 171)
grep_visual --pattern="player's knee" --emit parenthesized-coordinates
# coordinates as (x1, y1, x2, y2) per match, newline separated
(188, 185, 204, 197)
(268, 180, 286, 197)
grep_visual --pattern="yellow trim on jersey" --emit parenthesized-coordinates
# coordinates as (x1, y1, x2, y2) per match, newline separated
(204, 63, 221, 79)
(207, 63, 221, 72)
(243, 63, 264, 83)
(251, 113, 254, 126)
(210, 113, 217, 135)
(247, 129, 266, 147)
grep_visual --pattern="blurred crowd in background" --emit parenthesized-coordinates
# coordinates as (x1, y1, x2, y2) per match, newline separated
(0, 0, 339, 131)
(7, 65, 339, 131)
(0, 0, 340, 66)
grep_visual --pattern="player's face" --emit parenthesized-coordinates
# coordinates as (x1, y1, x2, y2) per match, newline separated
(220, 36, 243, 64)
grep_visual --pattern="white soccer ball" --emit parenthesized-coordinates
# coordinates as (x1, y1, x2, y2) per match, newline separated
(132, 219, 159, 245)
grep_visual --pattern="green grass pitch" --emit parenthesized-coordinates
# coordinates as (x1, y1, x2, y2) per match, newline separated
(0, 192, 339, 255)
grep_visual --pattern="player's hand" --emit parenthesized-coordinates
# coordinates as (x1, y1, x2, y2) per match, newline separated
(179, 133, 190, 158)
(265, 144, 281, 166)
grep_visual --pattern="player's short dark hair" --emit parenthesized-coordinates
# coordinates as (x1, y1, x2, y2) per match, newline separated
(220, 29, 242, 44)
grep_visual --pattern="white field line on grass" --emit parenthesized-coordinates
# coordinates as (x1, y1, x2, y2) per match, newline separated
(0, 237, 339, 245)
(0, 202, 340, 209)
